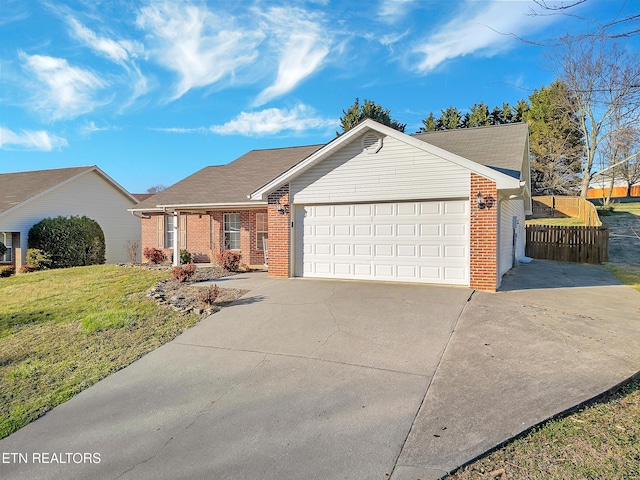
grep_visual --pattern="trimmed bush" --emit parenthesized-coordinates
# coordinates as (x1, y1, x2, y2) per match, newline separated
(143, 247, 165, 265)
(180, 249, 192, 264)
(215, 251, 241, 272)
(170, 263, 196, 283)
(198, 284, 219, 307)
(28, 216, 106, 269)
(26, 249, 52, 270)
(19, 264, 37, 274)
(0, 266, 15, 278)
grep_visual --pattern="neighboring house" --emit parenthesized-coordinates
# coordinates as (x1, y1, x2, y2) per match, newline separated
(586, 178, 640, 199)
(0, 166, 141, 269)
(131, 119, 532, 291)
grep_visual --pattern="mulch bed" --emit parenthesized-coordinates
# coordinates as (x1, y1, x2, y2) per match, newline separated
(125, 264, 248, 317)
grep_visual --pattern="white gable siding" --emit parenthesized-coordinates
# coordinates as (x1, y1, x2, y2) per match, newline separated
(290, 133, 470, 204)
(0, 171, 139, 264)
(498, 197, 525, 279)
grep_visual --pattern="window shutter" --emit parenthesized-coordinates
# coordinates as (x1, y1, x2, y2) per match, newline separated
(157, 215, 164, 247)
(180, 215, 187, 249)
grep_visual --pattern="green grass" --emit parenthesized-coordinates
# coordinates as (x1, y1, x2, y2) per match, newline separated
(448, 378, 640, 479)
(525, 217, 585, 226)
(0, 265, 200, 439)
(605, 262, 640, 293)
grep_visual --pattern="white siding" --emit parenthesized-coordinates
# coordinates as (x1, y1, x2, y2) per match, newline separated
(290, 133, 470, 204)
(498, 197, 525, 280)
(0, 171, 139, 264)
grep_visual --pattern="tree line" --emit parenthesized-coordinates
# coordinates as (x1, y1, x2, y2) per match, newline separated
(340, 37, 640, 200)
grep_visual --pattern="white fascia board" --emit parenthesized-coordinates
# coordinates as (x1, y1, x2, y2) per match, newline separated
(249, 119, 521, 200)
(130, 201, 267, 213)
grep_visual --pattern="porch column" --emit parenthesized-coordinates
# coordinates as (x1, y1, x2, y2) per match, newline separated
(173, 211, 179, 266)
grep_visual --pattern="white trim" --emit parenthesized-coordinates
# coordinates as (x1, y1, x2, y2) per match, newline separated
(249, 119, 521, 201)
(129, 201, 267, 213)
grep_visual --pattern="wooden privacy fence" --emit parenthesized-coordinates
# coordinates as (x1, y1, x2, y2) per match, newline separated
(532, 196, 602, 226)
(525, 225, 609, 264)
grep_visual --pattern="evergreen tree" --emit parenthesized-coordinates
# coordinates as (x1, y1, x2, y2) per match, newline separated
(338, 98, 406, 134)
(464, 102, 491, 128)
(420, 112, 437, 132)
(524, 81, 584, 195)
(437, 106, 463, 130)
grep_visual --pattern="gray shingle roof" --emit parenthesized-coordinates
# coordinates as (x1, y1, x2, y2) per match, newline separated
(134, 144, 323, 210)
(134, 123, 529, 210)
(413, 123, 529, 179)
(0, 166, 94, 215)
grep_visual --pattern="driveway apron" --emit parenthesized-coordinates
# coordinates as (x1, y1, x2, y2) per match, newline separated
(0, 275, 471, 480)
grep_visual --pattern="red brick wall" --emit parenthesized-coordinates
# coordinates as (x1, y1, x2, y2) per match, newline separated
(182, 213, 211, 262)
(210, 209, 268, 266)
(267, 185, 290, 277)
(470, 173, 498, 292)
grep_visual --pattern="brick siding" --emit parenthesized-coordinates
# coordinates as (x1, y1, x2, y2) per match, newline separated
(141, 209, 267, 266)
(470, 173, 498, 292)
(267, 184, 290, 277)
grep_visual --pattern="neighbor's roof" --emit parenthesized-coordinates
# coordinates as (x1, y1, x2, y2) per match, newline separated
(133, 144, 323, 211)
(413, 122, 529, 179)
(0, 165, 139, 217)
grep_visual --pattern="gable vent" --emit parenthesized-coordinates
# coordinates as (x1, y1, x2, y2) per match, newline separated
(362, 132, 383, 154)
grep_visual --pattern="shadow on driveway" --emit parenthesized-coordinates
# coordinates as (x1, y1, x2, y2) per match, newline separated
(499, 259, 621, 290)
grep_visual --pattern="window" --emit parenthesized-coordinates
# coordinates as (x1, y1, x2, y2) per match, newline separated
(165, 215, 175, 249)
(256, 213, 268, 251)
(0, 232, 11, 263)
(224, 213, 241, 250)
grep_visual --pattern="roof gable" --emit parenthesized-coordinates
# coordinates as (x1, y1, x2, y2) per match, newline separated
(250, 120, 527, 201)
(0, 166, 138, 218)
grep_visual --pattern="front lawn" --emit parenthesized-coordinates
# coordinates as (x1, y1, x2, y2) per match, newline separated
(0, 265, 201, 439)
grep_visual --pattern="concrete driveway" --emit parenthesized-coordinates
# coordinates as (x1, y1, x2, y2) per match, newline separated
(0, 274, 473, 480)
(1, 261, 639, 480)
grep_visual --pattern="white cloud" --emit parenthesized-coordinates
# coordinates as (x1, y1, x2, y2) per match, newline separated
(254, 7, 331, 106)
(378, 0, 415, 24)
(67, 17, 148, 105)
(147, 127, 209, 134)
(80, 121, 120, 135)
(136, 1, 264, 101)
(19, 52, 108, 120)
(0, 126, 68, 151)
(412, 1, 551, 73)
(210, 105, 337, 136)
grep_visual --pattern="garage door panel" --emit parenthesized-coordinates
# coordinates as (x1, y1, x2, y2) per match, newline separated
(296, 201, 469, 285)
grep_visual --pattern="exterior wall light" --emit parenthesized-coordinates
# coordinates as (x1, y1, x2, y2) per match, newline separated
(277, 204, 290, 215)
(477, 192, 486, 210)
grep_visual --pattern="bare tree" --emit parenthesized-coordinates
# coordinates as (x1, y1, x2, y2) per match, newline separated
(551, 38, 640, 198)
(531, 1, 640, 39)
(147, 184, 167, 194)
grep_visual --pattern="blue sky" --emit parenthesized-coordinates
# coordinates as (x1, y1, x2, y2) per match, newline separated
(1, 0, 637, 193)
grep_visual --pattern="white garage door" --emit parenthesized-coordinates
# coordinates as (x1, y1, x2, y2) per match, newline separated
(294, 200, 469, 285)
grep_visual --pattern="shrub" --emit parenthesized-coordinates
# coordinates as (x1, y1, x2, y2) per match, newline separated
(0, 242, 6, 258)
(26, 248, 52, 270)
(19, 264, 37, 274)
(0, 266, 15, 278)
(216, 251, 241, 272)
(180, 249, 192, 264)
(143, 247, 166, 264)
(198, 284, 220, 307)
(170, 263, 196, 283)
(124, 238, 140, 264)
(28, 216, 105, 269)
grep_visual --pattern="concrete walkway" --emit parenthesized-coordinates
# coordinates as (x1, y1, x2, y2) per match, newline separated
(1, 261, 639, 480)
